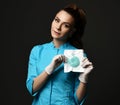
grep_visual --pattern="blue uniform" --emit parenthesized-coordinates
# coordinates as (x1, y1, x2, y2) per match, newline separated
(26, 42, 87, 105)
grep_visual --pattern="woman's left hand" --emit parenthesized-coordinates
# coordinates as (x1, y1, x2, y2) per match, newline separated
(78, 57, 94, 83)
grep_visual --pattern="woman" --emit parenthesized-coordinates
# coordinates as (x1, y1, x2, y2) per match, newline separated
(26, 3, 93, 105)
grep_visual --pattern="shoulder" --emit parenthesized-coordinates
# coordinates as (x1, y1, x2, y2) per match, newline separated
(32, 42, 51, 50)
(30, 42, 51, 55)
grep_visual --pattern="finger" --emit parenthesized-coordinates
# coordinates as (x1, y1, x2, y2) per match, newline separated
(85, 65, 94, 71)
(82, 57, 89, 63)
(82, 58, 89, 65)
(82, 61, 92, 68)
(59, 55, 63, 61)
(61, 55, 67, 62)
(64, 56, 68, 63)
(82, 57, 87, 62)
(82, 59, 91, 65)
(58, 55, 64, 61)
(84, 65, 93, 69)
(57, 56, 61, 61)
(54, 55, 62, 62)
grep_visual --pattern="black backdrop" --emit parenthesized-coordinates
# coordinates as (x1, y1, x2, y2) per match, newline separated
(3, 0, 120, 105)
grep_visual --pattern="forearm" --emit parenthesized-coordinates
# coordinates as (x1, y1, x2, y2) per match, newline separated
(76, 82, 87, 101)
(76, 57, 93, 101)
(32, 55, 65, 93)
(32, 71, 49, 93)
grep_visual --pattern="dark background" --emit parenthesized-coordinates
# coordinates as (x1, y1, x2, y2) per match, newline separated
(3, 0, 120, 105)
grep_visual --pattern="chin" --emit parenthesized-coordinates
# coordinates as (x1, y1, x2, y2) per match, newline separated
(52, 36, 61, 40)
(51, 33, 61, 39)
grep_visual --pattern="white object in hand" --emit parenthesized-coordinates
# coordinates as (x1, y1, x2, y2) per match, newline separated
(64, 49, 84, 73)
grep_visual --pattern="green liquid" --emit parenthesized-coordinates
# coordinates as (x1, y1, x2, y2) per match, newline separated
(68, 56, 80, 67)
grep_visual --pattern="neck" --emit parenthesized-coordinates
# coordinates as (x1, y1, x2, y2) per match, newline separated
(53, 39, 66, 48)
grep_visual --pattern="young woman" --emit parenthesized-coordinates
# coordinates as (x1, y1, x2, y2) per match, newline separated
(26, 3, 93, 105)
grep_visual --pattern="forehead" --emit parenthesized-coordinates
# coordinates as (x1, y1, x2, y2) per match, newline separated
(55, 10, 74, 24)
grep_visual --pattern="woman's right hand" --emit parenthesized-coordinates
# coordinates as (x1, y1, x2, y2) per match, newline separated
(45, 55, 65, 75)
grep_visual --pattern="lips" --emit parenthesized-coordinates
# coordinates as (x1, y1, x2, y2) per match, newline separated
(53, 30, 61, 35)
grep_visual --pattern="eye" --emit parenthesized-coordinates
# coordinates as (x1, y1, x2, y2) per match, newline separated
(64, 24, 71, 28)
(54, 18, 59, 23)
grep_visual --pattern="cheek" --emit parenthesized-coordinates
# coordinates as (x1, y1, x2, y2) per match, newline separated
(62, 28, 71, 35)
(52, 20, 57, 26)
(51, 21, 54, 29)
(62, 29, 73, 38)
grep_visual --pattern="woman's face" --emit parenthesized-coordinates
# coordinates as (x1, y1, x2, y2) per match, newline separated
(51, 10, 75, 41)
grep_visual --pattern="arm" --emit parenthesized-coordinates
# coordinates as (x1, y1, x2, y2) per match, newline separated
(76, 82, 87, 102)
(75, 57, 93, 103)
(32, 54, 65, 93)
(26, 46, 65, 96)
(32, 71, 49, 93)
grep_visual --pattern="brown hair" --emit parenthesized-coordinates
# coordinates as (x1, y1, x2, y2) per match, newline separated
(63, 3, 87, 49)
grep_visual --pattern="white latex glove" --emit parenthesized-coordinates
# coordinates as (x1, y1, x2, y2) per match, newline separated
(45, 54, 65, 75)
(78, 57, 93, 83)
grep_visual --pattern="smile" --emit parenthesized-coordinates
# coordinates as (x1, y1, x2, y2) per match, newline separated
(53, 30, 61, 35)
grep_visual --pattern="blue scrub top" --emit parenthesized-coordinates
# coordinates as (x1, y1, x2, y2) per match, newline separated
(26, 42, 87, 105)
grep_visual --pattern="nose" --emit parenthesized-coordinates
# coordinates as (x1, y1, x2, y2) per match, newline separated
(56, 23, 62, 30)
